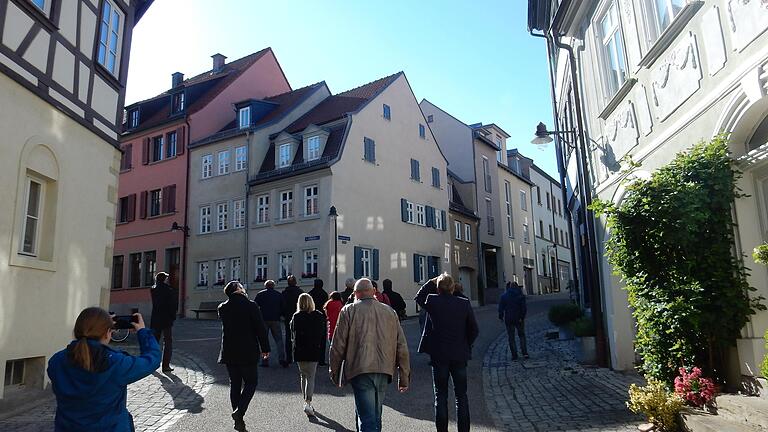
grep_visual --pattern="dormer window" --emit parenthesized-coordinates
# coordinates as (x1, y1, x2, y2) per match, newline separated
(278, 143, 292, 168)
(239, 107, 251, 129)
(172, 92, 185, 114)
(128, 109, 139, 128)
(307, 136, 321, 161)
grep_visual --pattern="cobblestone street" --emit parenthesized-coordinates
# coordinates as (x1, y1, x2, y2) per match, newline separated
(483, 313, 644, 432)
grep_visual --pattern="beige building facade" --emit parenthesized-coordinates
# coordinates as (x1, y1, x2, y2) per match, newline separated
(496, 163, 537, 295)
(447, 172, 481, 302)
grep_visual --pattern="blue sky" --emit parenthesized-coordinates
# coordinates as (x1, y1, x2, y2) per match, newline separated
(126, 0, 557, 177)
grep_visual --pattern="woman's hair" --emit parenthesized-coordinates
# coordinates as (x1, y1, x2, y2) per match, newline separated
(297, 293, 315, 313)
(383, 279, 392, 291)
(324, 292, 342, 310)
(70, 307, 113, 372)
(154, 272, 169, 285)
(224, 280, 242, 296)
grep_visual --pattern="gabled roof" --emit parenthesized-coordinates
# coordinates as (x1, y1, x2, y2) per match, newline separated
(123, 48, 275, 135)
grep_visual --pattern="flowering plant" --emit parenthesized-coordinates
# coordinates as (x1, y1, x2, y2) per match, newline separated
(627, 379, 684, 432)
(673, 367, 716, 407)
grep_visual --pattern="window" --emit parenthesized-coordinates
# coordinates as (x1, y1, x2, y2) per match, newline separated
(427, 114, 433, 123)
(199, 205, 211, 233)
(120, 144, 132, 170)
(172, 92, 185, 114)
(598, 1, 628, 98)
(254, 255, 268, 282)
(30, 0, 51, 16)
(504, 181, 514, 237)
(520, 190, 528, 211)
(455, 221, 462, 240)
(128, 109, 139, 128)
(546, 192, 551, 210)
(166, 132, 177, 158)
(118, 195, 135, 223)
(198, 262, 209, 286)
(539, 220, 544, 237)
(364, 137, 376, 163)
(415, 204, 425, 226)
(143, 251, 156, 286)
(383, 104, 391, 120)
(215, 260, 226, 284)
(280, 191, 293, 220)
(216, 202, 229, 231)
(231, 258, 241, 281)
(256, 194, 269, 224)
(304, 185, 318, 216)
(307, 136, 321, 161)
(239, 107, 251, 129)
(218, 150, 230, 175)
(419, 124, 426, 138)
(149, 189, 162, 217)
(360, 248, 371, 278)
(97, 0, 123, 75)
(151, 136, 164, 162)
(5, 359, 25, 386)
(431, 167, 440, 188)
(465, 223, 472, 243)
(410, 159, 420, 181)
(303, 249, 318, 278)
(112, 255, 123, 289)
(482, 157, 492, 193)
(549, 224, 553, 241)
(406, 201, 414, 223)
(202, 155, 213, 179)
(278, 143, 292, 168)
(415, 254, 427, 283)
(435, 209, 444, 231)
(233, 199, 246, 229)
(235, 146, 247, 171)
(129, 253, 141, 287)
(537, 187, 542, 204)
(642, 0, 685, 45)
(523, 223, 530, 244)
(279, 252, 293, 280)
(486, 198, 494, 235)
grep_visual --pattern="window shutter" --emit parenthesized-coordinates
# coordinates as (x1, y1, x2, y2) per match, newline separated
(168, 185, 176, 212)
(427, 256, 438, 278)
(354, 247, 362, 279)
(139, 191, 147, 219)
(177, 127, 185, 155)
(410, 159, 416, 179)
(372, 249, 379, 281)
(413, 254, 420, 283)
(161, 186, 169, 214)
(415, 160, 420, 180)
(425, 206, 434, 228)
(441, 210, 447, 231)
(142, 138, 150, 165)
(127, 194, 136, 222)
(125, 144, 133, 169)
(401, 198, 408, 222)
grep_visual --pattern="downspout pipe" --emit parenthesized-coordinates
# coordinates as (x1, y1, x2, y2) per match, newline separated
(244, 131, 251, 291)
(181, 118, 191, 317)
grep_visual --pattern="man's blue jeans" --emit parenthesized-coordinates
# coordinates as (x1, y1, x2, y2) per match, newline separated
(350, 373, 389, 432)
(432, 360, 470, 432)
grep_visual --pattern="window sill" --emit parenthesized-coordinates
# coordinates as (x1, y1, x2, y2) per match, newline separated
(598, 78, 637, 120)
(638, 1, 704, 69)
(253, 222, 271, 228)
(300, 214, 321, 221)
(146, 212, 175, 221)
(9, 253, 56, 272)
(120, 167, 132, 174)
(110, 285, 150, 291)
(275, 219, 294, 226)
(362, 159, 378, 166)
(94, 62, 122, 89)
(148, 155, 179, 166)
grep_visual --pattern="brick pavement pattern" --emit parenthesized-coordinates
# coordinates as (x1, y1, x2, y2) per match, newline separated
(0, 349, 214, 432)
(483, 313, 645, 432)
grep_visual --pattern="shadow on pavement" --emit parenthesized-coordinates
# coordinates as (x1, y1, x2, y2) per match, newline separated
(310, 412, 354, 431)
(153, 371, 205, 414)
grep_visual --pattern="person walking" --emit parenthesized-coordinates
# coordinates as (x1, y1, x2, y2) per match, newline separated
(453, 283, 468, 300)
(308, 279, 329, 365)
(47, 307, 160, 432)
(418, 280, 438, 333)
(290, 293, 326, 417)
(372, 281, 391, 306)
(415, 273, 479, 432)
(218, 281, 271, 431)
(324, 292, 343, 343)
(382, 279, 407, 320)
(281, 275, 304, 364)
(340, 278, 355, 304)
(150, 271, 178, 372)
(330, 278, 410, 432)
(499, 281, 529, 360)
(255, 280, 287, 367)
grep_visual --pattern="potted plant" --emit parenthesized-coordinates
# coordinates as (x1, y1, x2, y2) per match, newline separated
(548, 303, 581, 339)
(570, 317, 596, 363)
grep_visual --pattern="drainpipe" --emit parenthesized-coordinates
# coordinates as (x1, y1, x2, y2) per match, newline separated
(243, 131, 251, 290)
(180, 118, 191, 317)
(549, 180, 560, 293)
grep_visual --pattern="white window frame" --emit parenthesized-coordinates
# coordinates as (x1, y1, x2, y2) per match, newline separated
(454, 221, 462, 240)
(29, 0, 51, 16)
(152, 136, 164, 162)
(129, 109, 139, 128)
(482, 156, 491, 193)
(149, 188, 162, 217)
(304, 185, 318, 216)
(20, 176, 44, 256)
(465, 223, 472, 243)
(279, 143, 292, 168)
(307, 136, 321, 161)
(199, 205, 211, 234)
(361, 248, 372, 278)
(216, 202, 229, 231)
(239, 107, 251, 129)
(596, 0, 628, 99)
(435, 210, 443, 231)
(202, 154, 213, 179)
(215, 260, 226, 284)
(523, 223, 530, 244)
(417, 255, 427, 284)
(279, 252, 293, 280)
(231, 257, 241, 281)
(640, 0, 685, 46)
(218, 150, 230, 175)
(97, 0, 124, 76)
(504, 181, 513, 237)
(303, 249, 318, 278)
(415, 204, 425, 226)
(256, 194, 270, 224)
(406, 201, 414, 224)
(233, 199, 246, 229)
(520, 190, 528, 211)
(254, 255, 268, 281)
(280, 190, 293, 220)
(198, 262, 209, 286)
(235, 146, 247, 171)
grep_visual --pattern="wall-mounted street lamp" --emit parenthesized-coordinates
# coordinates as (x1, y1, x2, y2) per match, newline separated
(532, 122, 620, 172)
(170, 221, 190, 237)
(329, 206, 339, 292)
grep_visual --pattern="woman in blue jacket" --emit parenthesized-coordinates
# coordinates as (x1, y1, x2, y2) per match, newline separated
(47, 307, 161, 431)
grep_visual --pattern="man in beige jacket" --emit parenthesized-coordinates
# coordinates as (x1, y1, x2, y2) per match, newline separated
(329, 278, 410, 432)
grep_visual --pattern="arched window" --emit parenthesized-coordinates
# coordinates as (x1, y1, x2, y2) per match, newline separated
(747, 111, 768, 152)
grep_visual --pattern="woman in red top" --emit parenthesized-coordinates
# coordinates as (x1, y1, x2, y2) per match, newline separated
(323, 292, 344, 342)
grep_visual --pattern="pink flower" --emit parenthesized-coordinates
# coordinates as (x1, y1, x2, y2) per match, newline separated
(674, 366, 717, 407)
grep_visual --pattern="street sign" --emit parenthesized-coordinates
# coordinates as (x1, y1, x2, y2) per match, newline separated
(305, 235, 320, 242)
(337, 235, 351, 241)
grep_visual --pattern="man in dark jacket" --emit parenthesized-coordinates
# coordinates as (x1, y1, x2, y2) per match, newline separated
(308, 279, 329, 365)
(150, 272, 178, 372)
(340, 277, 355, 304)
(415, 273, 479, 432)
(280, 275, 304, 364)
(219, 281, 270, 432)
(383, 279, 407, 320)
(255, 280, 286, 367)
(499, 281, 528, 360)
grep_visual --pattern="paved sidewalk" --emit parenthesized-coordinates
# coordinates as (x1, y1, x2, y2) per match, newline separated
(483, 313, 644, 432)
(0, 348, 214, 432)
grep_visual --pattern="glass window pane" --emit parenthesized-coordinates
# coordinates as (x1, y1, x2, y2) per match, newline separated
(23, 217, 37, 253)
(103, 2, 111, 21)
(27, 182, 40, 217)
(112, 10, 120, 32)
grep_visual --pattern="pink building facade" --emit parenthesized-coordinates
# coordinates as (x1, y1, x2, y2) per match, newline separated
(111, 48, 290, 316)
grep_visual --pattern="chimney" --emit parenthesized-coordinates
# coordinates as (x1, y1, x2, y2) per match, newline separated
(211, 53, 227, 72)
(171, 72, 184, 88)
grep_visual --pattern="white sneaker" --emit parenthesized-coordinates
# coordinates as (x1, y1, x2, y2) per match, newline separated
(303, 402, 315, 417)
